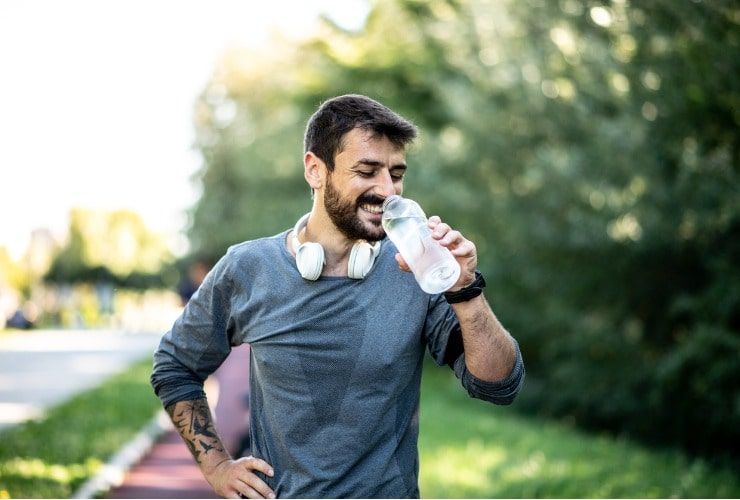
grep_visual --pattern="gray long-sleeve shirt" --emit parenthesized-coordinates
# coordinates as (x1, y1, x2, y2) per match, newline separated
(151, 231, 524, 498)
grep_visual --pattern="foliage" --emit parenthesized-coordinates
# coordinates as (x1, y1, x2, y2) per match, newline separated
(0, 358, 160, 498)
(187, 0, 740, 458)
(187, 48, 315, 260)
(45, 208, 175, 289)
(0, 248, 27, 292)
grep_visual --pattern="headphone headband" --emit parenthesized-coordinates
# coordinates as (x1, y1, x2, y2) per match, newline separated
(291, 213, 312, 254)
(291, 213, 381, 280)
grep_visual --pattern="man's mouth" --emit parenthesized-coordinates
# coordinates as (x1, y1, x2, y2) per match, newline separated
(360, 203, 383, 215)
(358, 195, 386, 216)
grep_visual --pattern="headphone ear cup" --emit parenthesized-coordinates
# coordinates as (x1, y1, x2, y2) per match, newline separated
(348, 242, 378, 279)
(295, 242, 325, 281)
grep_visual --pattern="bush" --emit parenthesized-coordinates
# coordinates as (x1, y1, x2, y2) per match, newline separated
(649, 325, 740, 459)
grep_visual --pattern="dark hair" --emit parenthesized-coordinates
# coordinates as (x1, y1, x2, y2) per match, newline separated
(303, 94, 418, 170)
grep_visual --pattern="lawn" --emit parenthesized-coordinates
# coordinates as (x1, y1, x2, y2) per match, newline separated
(0, 358, 161, 499)
(418, 364, 740, 498)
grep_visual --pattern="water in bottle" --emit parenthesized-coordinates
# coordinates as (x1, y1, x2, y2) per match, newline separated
(382, 196, 460, 294)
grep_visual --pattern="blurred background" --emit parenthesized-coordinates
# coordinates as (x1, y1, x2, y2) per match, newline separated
(1, 0, 738, 497)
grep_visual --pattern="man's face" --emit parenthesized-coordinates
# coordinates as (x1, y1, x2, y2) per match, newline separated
(322, 128, 407, 242)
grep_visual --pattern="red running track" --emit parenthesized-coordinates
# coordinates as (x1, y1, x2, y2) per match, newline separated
(107, 345, 251, 499)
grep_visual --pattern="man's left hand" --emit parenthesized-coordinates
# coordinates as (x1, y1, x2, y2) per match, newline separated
(394, 216, 477, 292)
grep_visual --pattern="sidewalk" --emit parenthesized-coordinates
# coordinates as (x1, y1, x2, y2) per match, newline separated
(106, 345, 251, 499)
(0, 329, 162, 430)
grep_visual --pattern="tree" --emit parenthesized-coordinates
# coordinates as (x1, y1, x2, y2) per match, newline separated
(46, 208, 174, 288)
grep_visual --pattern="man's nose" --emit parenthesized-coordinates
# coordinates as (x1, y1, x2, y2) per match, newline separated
(376, 170, 396, 197)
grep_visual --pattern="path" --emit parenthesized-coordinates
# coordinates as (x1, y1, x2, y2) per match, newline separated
(0, 329, 162, 430)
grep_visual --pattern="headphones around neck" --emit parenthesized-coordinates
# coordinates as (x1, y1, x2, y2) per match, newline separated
(291, 213, 381, 280)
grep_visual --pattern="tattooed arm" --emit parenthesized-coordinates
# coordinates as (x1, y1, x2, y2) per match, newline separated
(167, 398, 276, 499)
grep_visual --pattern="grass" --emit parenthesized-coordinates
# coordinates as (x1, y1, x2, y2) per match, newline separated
(0, 328, 25, 336)
(0, 358, 161, 499)
(418, 363, 740, 498)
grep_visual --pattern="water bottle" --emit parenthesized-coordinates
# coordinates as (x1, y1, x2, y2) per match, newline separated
(382, 195, 461, 294)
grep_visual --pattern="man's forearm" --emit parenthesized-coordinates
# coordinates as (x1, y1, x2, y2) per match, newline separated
(452, 293, 517, 382)
(166, 398, 231, 475)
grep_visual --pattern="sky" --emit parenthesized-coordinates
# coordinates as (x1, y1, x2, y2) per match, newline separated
(0, 0, 369, 259)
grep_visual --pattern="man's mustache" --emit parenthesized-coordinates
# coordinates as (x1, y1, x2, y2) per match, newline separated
(356, 194, 386, 207)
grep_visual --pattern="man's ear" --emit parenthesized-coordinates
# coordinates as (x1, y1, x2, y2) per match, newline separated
(304, 151, 326, 190)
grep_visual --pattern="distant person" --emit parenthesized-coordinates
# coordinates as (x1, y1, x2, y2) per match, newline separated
(151, 95, 524, 498)
(6, 301, 38, 329)
(7, 309, 32, 329)
(176, 258, 211, 306)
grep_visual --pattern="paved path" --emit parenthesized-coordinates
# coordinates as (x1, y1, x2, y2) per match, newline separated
(107, 345, 251, 499)
(0, 329, 162, 429)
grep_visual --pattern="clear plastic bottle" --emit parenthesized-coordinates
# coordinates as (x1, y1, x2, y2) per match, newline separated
(382, 195, 461, 294)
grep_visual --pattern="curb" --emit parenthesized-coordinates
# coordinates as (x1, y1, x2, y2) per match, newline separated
(71, 410, 172, 499)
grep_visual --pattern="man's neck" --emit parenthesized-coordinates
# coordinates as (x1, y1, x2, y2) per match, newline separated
(300, 211, 355, 277)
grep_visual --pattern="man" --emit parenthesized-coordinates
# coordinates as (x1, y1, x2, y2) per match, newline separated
(151, 94, 524, 499)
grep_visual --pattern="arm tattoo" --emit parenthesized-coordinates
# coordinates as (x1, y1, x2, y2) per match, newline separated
(166, 398, 227, 465)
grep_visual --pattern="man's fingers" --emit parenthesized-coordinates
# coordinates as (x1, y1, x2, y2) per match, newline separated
(237, 475, 275, 498)
(240, 456, 275, 477)
(395, 253, 411, 272)
(430, 222, 451, 239)
(240, 474, 275, 499)
(233, 456, 275, 498)
(449, 240, 476, 258)
(442, 233, 477, 261)
(425, 217, 476, 258)
(235, 481, 262, 499)
(437, 230, 463, 248)
(213, 457, 275, 499)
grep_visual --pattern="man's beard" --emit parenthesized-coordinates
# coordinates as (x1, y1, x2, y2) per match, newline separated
(324, 174, 386, 242)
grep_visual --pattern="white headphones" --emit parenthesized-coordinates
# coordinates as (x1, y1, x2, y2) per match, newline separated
(291, 213, 381, 280)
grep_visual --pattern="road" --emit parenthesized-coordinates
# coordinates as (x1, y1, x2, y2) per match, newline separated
(0, 329, 163, 430)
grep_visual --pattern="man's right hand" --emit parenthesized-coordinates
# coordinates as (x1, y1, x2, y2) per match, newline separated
(166, 399, 277, 499)
(208, 456, 276, 499)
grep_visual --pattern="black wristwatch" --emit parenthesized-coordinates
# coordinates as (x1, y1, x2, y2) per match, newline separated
(444, 271, 486, 304)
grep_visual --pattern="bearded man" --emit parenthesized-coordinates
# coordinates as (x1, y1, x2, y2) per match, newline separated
(151, 94, 524, 499)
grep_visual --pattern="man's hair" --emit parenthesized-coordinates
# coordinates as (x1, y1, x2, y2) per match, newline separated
(303, 94, 418, 170)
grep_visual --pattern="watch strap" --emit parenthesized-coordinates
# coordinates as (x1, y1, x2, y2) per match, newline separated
(444, 270, 486, 304)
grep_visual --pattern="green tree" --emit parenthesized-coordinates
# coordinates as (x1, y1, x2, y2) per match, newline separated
(187, 48, 315, 261)
(0, 247, 27, 293)
(46, 209, 173, 288)
(187, 0, 739, 458)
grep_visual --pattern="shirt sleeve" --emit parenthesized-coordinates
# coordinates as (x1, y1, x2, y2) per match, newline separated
(422, 293, 525, 405)
(150, 250, 237, 408)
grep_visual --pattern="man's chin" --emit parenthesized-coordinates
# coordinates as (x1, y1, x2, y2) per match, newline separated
(362, 223, 386, 243)
(356, 210, 385, 241)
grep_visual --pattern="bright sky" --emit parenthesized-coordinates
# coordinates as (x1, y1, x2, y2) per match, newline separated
(0, 0, 368, 259)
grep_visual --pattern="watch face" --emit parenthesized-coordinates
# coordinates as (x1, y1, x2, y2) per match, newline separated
(476, 272, 486, 288)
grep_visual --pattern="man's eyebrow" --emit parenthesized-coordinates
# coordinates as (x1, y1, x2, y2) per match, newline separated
(352, 159, 407, 170)
(353, 159, 384, 168)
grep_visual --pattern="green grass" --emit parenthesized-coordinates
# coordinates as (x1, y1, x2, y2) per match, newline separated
(0, 328, 25, 336)
(0, 358, 161, 499)
(418, 364, 740, 498)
